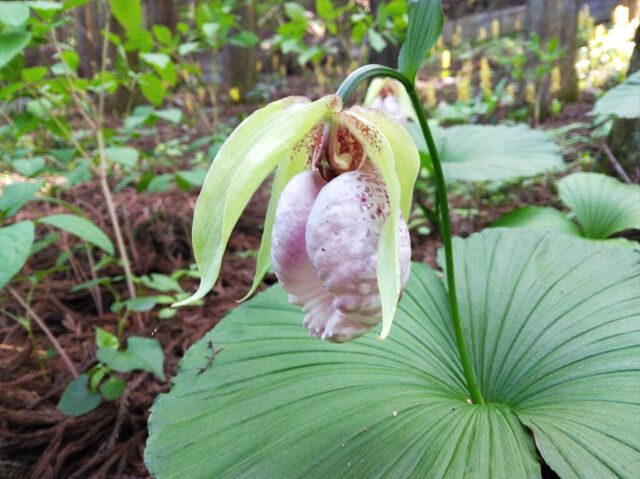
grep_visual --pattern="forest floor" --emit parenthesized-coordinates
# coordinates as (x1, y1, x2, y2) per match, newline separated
(0, 76, 600, 477)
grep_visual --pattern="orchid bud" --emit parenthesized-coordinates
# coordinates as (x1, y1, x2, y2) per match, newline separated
(363, 78, 418, 124)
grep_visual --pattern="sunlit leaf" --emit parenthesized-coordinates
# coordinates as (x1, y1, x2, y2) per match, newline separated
(105, 146, 139, 169)
(95, 327, 119, 350)
(154, 108, 182, 123)
(11, 156, 45, 177)
(21, 66, 47, 82)
(124, 296, 157, 312)
(229, 31, 259, 48)
(591, 71, 640, 120)
(175, 169, 207, 190)
(0, 2, 30, 29)
(108, 0, 142, 33)
(0, 180, 43, 218)
(61, 50, 80, 72)
(100, 376, 125, 400)
(152, 25, 172, 45)
(26, 1, 61, 20)
(140, 52, 170, 70)
(139, 73, 165, 105)
(284, 2, 306, 22)
(0, 31, 31, 69)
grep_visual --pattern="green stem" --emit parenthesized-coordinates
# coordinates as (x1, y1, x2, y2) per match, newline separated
(407, 89, 484, 405)
(337, 66, 485, 405)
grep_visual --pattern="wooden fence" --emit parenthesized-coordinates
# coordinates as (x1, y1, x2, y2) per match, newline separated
(441, 0, 637, 44)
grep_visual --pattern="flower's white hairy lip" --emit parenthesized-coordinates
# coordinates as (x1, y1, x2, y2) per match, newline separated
(305, 171, 411, 341)
(270, 170, 372, 342)
(272, 170, 410, 342)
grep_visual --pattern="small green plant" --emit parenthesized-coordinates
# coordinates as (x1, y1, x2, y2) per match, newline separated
(57, 327, 165, 416)
(266, 0, 406, 70)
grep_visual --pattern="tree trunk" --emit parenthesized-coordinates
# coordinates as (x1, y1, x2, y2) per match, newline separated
(226, 0, 257, 102)
(368, 0, 401, 68)
(526, 0, 580, 118)
(74, 0, 101, 78)
(146, 0, 177, 32)
(607, 25, 640, 182)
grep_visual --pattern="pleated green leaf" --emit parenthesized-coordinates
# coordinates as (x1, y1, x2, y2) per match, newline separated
(591, 71, 640, 119)
(147, 229, 639, 478)
(398, 0, 444, 83)
(146, 260, 539, 478)
(490, 205, 582, 236)
(436, 124, 563, 182)
(448, 229, 640, 478)
(557, 172, 640, 239)
(406, 123, 562, 182)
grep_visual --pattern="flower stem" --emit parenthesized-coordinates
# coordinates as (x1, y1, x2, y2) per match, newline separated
(337, 66, 485, 405)
(406, 88, 484, 405)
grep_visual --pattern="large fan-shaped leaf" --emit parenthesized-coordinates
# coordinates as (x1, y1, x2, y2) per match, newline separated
(448, 229, 640, 478)
(146, 261, 539, 478)
(146, 229, 639, 478)
(558, 172, 640, 239)
(406, 123, 563, 182)
(590, 71, 640, 119)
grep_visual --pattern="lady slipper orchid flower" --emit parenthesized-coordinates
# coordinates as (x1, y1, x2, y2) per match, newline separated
(363, 78, 418, 124)
(175, 94, 420, 341)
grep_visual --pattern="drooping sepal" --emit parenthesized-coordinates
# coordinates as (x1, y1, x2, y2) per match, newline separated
(176, 95, 341, 307)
